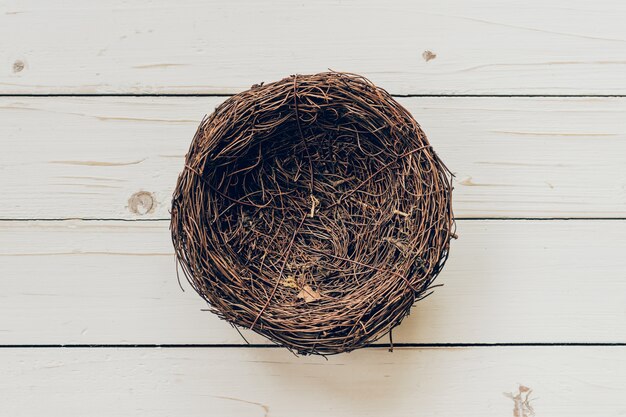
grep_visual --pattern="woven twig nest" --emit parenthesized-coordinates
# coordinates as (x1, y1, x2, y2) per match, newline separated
(171, 72, 455, 355)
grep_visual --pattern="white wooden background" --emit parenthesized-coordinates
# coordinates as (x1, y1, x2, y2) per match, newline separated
(1, 1, 626, 416)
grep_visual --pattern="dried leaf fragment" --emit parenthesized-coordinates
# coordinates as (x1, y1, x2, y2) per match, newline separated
(297, 284, 321, 303)
(281, 275, 299, 289)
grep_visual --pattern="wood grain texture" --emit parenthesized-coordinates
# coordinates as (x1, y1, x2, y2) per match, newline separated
(2, 0, 626, 95)
(2, 96, 625, 220)
(2, 1, 624, 413)
(2, 220, 625, 345)
(2, 347, 625, 416)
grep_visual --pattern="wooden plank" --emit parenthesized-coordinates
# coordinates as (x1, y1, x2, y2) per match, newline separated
(2, 347, 625, 416)
(2, 0, 626, 95)
(1, 96, 625, 220)
(1, 219, 625, 345)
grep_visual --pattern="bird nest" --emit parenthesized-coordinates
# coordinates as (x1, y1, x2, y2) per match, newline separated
(171, 72, 455, 355)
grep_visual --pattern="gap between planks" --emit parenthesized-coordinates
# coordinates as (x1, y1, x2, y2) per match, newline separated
(1, 218, 625, 221)
(1, 94, 626, 98)
(1, 343, 626, 349)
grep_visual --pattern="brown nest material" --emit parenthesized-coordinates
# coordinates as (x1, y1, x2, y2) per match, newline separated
(171, 72, 455, 355)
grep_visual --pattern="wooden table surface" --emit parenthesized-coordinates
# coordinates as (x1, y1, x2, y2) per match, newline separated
(1, 1, 626, 415)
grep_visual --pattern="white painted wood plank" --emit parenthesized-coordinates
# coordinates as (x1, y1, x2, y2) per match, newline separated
(1, 220, 625, 344)
(2, 97, 625, 219)
(2, 347, 625, 416)
(2, 0, 626, 94)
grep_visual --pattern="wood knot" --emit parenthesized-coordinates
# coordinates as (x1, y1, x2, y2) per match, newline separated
(13, 60, 25, 73)
(128, 191, 156, 215)
(422, 50, 437, 62)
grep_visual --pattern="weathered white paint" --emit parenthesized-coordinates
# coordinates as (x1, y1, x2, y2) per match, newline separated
(2, 347, 625, 416)
(2, 0, 626, 95)
(2, 97, 625, 219)
(2, 1, 625, 412)
(1, 220, 625, 345)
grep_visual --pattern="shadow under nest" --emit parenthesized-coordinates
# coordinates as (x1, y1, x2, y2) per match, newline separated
(171, 72, 455, 355)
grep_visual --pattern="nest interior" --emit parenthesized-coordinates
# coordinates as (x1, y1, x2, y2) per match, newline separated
(171, 72, 455, 355)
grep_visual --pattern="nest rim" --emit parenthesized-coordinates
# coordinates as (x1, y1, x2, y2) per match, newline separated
(171, 71, 455, 355)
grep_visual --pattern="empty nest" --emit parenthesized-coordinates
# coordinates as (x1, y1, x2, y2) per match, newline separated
(171, 72, 455, 355)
